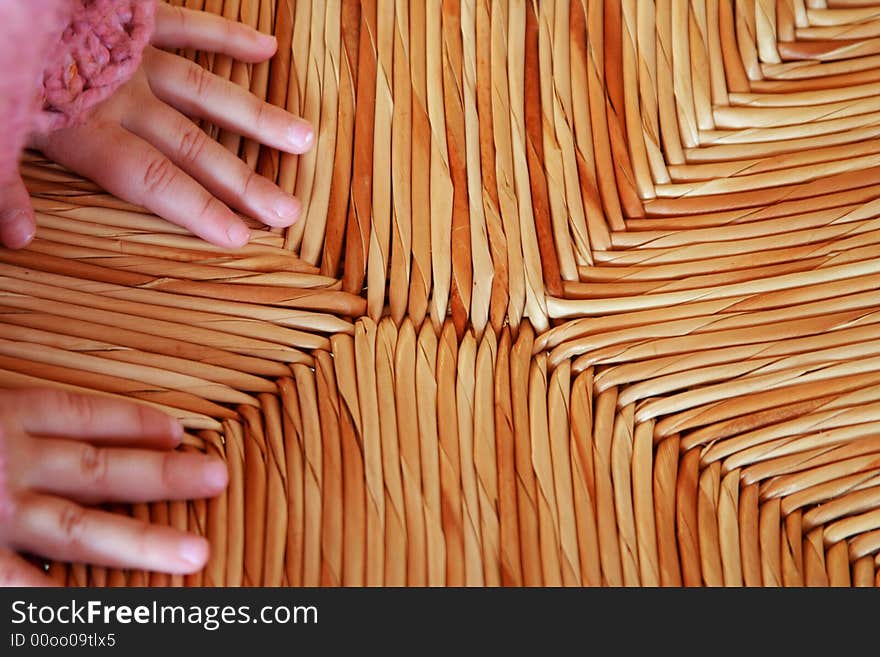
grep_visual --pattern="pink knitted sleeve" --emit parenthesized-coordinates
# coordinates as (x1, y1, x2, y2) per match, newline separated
(0, 0, 156, 198)
(36, 0, 157, 132)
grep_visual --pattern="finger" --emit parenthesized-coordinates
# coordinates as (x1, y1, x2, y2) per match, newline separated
(124, 99, 301, 228)
(153, 4, 278, 62)
(0, 548, 56, 586)
(0, 389, 182, 447)
(143, 47, 314, 154)
(27, 439, 228, 505)
(10, 493, 210, 574)
(40, 122, 251, 248)
(0, 172, 36, 248)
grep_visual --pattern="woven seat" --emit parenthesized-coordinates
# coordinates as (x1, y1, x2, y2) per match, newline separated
(13, 0, 880, 586)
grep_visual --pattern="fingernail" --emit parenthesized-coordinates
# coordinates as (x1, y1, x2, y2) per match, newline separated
(0, 210, 35, 249)
(226, 222, 250, 248)
(204, 460, 229, 489)
(179, 538, 208, 567)
(288, 120, 315, 153)
(273, 195, 302, 223)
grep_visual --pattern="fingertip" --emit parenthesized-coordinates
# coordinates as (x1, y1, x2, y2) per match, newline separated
(287, 119, 315, 154)
(178, 536, 209, 570)
(271, 195, 302, 226)
(133, 403, 184, 446)
(225, 221, 251, 249)
(203, 458, 229, 491)
(234, 28, 277, 62)
(167, 417, 184, 444)
(0, 210, 36, 249)
(256, 31, 278, 55)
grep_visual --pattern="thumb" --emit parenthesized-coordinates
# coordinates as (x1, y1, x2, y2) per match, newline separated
(0, 172, 35, 249)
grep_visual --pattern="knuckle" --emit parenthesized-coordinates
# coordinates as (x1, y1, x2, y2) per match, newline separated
(57, 504, 87, 550)
(171, 5, 188, 30)
(53, 390, 96, 430)
(224, 18, 238, 46)
(185, 61, 213, 99)
(133, 520, 154, 559)
(176, 123, 209, 165)
(142, 156, 177, 196)
(195, 194, 223, 224)
(133, 404, 154, 436)
(240, 169, 260, 198)
(0, 483, 13, 526)
(253, 99, 270, 132)
(79, 445, 109, 488)
(160, 453, 177, 489)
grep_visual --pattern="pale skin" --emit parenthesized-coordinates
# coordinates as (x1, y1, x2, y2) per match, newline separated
(1, 4, 314, 248)
(0, 6, 314, 583)
(0, 389, 228, 585)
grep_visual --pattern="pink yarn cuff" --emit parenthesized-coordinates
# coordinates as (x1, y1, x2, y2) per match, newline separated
(36, 0, 157, 133)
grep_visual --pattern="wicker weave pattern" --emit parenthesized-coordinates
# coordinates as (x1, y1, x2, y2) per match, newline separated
(14, 0, 880, 586)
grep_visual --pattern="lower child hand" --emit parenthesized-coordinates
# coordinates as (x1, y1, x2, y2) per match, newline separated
(0, 388, 227, 586)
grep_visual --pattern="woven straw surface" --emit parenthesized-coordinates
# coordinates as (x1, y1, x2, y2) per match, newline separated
(17, 0, 880, 586)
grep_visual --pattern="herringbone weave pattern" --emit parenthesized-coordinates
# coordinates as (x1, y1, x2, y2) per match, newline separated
(14, 0, 880, 586)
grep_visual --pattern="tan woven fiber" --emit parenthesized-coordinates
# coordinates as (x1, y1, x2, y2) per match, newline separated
(14, 0, 880, 586)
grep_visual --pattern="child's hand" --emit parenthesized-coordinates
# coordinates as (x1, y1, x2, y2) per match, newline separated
(21, 4, 313, 249)
(0, 388, 227, 586)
